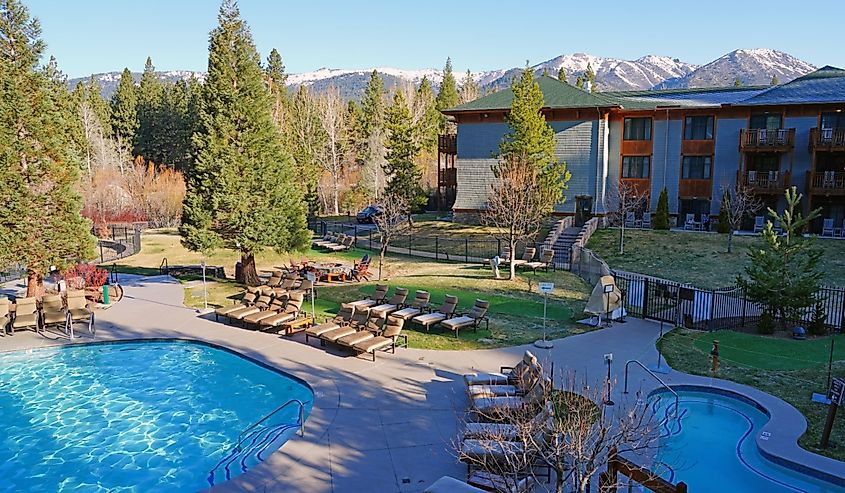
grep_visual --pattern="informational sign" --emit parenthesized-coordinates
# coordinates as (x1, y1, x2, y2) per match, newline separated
(831, 377, 845, 406)
(821, 377, 844, 448)
(538, 282, 554, 294)
(306, 271, 316, 282)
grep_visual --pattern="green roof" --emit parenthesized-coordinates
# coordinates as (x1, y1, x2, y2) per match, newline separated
(443, 75, 617, 113)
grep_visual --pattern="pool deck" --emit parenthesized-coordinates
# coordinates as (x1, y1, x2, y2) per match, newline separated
(1, 274, 843, 492)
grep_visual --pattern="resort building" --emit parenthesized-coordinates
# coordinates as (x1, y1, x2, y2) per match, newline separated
(440, 66, 845, 232)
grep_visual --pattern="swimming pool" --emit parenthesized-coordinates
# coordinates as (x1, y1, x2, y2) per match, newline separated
(652, 389, 843, 493)
(0, 340, 313, 492)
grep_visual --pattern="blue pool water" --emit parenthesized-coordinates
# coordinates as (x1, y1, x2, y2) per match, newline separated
(652, 389, 844, 493)
(0, 340, 313, 492)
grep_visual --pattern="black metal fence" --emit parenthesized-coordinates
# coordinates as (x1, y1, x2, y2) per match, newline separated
(0, 263, 25, 283)
(94, 224, 143, 263)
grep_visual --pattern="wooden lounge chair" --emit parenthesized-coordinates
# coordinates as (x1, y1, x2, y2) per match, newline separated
(40, 294, 67, 332)
(369, 287, 408, 318)
(353, 317, 408, 361)
(463, 350, 539, 386)
(349, 257, 372, 282)
(320, 233, 346, 251)
(11, 297, 39, 333)
(65, 290, 94, 335)
(312, 233, 338, 248)
(0, 297, 9, 334)
(259, 292, 305, 332)
(305, 304, 354, 342)
(412, 295, 458, 331)
(442, 299, 490, 338)
(391, 290, 430, 321)
(317, 307, 370, 345)
(523, 248, 554, 273)
(511, 247, 535, 268)
(214, 287, 260, 321)
(242, 293, 289, 327)
(349, 284, 388, 309)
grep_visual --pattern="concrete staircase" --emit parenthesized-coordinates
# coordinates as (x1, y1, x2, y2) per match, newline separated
(552, 226, 582, 269)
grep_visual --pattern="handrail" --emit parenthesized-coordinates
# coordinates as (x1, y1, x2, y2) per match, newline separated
(235, 399, 308, 452)
(622, 359, 679, 417)
(159, 257, 168, 275)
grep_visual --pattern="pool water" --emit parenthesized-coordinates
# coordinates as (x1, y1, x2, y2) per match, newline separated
(652, 390, 843, 493)
(0, 341, 313, 492)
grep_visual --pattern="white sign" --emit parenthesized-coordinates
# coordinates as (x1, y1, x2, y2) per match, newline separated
(538, 282, 554, 294)
(306, 271, 316, 282)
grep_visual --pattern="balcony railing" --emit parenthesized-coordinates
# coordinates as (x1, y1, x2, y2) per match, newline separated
(678, 179, 713, 198)
(438, 167, 457, 186)
(438, 134, 457, 154)
(737, 170, 791, 193)
(619, 177, 651, 196)
(807, 171, 845, 196)
(809, 127, 845, 151)
(740, 128, 795, 151)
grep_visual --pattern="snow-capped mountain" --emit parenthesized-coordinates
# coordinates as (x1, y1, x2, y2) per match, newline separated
(69, 49, 817, 99)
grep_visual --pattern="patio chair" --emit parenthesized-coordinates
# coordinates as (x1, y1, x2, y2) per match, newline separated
(326, 235, 355, 252)
(223, 291, 274, 323)
(753, 216, 765, 233)
(468, 361, 542, 399)
(684, 213, 696, 231)
(822, 218, 835, 237)
(0, 297, 10, 334)
(642, 212, 652, 229)
(472, 377, 550, 414)
(463, 401, 554, 441)
(391, 290, 431, 321)
(463, 350, 539, 387)
(337, 314, 398, 349)
(442, 299, 490, 338)
(699, 213, 710, 232)
(263, 270, 283, 288)
(259, 292, 305, 332)
(305, 304, 355, 342)
(349, 284, 389, 309)
(65, 290, 94, 335)
(214, 287, 260, 321)
(11, 297, 39, 333)
(352, 316, 408, 361)
(498, 246, 513, 266)
(40, 294, 67, 332)
(349, 256, 372, 282)
(524, 249, 555, 273)
(412, 294, 459, 331)
(317, 307, 371, 345)
(369, 287, 409, 318)
(242, 293, 289, 327)
(511, 247, 536, 268)
(624, 211, 636, 228)
(311, 233, 337, 248)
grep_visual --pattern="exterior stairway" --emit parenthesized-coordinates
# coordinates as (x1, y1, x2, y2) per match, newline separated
(552, 226, 582, 269)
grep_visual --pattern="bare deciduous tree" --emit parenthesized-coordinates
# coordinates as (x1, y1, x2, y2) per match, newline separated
(372, 193, 409, 280)
(318, 86, 347, 215)
(721, 184, 762, 253)
(605, 181, 648, 255)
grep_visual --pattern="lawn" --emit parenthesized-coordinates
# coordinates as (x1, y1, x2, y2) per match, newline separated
(588, 229, 845, 289)
(659, 329, 845, 461)
(113, 229, 592, 350)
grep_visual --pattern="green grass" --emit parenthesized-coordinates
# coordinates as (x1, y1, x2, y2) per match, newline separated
(588, 229, 845, 289)
(660, 329, 845, 461)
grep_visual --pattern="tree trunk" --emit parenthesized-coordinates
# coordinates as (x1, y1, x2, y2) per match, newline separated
(239, 253, 261, 286)
(508, 237, 516, 280)
(332, 173, 340, 216)
(25, 269, 43, 298)
(378, 247, 386, 280)
(727, 230, 734, 253)
(619, 223, 625, 254)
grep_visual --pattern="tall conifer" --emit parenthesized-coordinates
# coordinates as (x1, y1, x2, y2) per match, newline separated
(384, 91, 426, 221)
(111, 68, 138, 150)
(135, 56, 164, 159)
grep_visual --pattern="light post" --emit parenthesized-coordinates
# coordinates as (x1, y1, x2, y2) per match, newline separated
(198, 260, 212, 314)
(604, 353, 615, 406)
(306, 271, 316, 321)
(534, 282, 554, 349)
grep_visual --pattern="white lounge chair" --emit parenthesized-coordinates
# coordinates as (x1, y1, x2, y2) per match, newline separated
(753, 216, 765, 233)
(822, 218, 835, 237)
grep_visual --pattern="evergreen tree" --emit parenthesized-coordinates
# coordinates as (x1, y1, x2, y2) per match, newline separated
(135, 56, 164, 160)
(585, 63, 596, 92)
(110, 68, 138, 151)
(360, 70, 387, 195)
(575, 76, 585, 89)
(734, 77, 743, 87)
(557, 66, 567, 83)
(384, 91, 426, 222)
(0, 0, 94, 296)
(459, 69, 479, 103)
(717, 189, 730, 234)
(653, 187, 670, 229)
(84, 75, 111, 134)
(160, 80, 192, 169)
(288, 85, 326, 215)
(415, 77, 440, 151)
(435, 57, 459, 130)
(180, 0, 308, 285)
(542, 67, 549, 77)
(265, 48, 288, 132)
(771, 74, 780, 86)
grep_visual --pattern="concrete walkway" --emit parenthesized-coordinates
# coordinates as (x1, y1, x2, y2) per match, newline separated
(1, 275, 842, 491)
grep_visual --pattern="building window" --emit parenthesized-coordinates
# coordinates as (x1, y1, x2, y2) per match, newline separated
(684, 116, 714, 140)
(750, 113, 782, 130)
(622, 156, 650, 178)
(682, 156, 712, 179)
(821, 112, 845, 129)
(623, 117, 652, 140)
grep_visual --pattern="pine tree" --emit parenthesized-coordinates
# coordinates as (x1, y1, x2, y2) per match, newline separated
(653, 187, 670, 229)
(771, 74, 780, 86)
(435, 57, 459, 130)
(717, 189, 730, 234)
(384, 91, 426, 223)
(415, 77, 440, 151)
(135, 56, 164, 160)
(585, 63, 596, 92)
(360, 70, 387, 196)
(110, 67, 138, 151)
(288, 85, 326, 215)
(160, 80, 191, 169)
(459, 69, 479, 103)
(557, 66, 567, 83)
(0, 0, 95, 296)
(575, 76, 585, 90)
(265, 48, 288, 133)
(734, 77, 743, 87)
(85, 75, 111, 134)
(180, 0, 308, 285)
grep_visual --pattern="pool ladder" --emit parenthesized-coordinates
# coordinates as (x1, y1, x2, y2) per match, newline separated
(236, 398, 308, 451)
(622, 359, 679, 417)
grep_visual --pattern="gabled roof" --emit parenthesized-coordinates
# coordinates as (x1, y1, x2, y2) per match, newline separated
(734, 66, 845, 106)
(442, 75, 618, 113)
(603, 86, 768, 110)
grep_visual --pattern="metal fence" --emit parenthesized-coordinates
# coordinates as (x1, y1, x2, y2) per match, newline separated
(93, 224, 143, 263)
(570, 245, 844, 332)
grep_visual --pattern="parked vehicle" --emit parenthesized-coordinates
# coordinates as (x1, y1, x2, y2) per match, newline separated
(356, 205, 383, 224)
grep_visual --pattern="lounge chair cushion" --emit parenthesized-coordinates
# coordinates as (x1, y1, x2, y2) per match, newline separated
(460, 439, 526, 462)
(42, 310, 67, 325)
(463, 422, 521, 440)
(12, 313, 38, 328)
(463, 372, 510, 386)
(369, 303, 397, 318)
(468, 385, 520, 398)
(413, 312, 447, 326)
(320, 325, 357, 342)
(68, 308, 92, 321)
(337, 331, 375, 347)
(215, 304, 247, 316)
(306, 322, 339, 338)
(472, 396, 527, 413)
(348, 299, 377, 308)
(225, 305, 262, 320)
(441, 315, 474, 330)
(391, 307, 420, 320)
(354, 335, 394, 354)
(242, 309, 280, 325)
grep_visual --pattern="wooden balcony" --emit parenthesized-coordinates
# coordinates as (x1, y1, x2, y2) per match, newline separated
(620, 178, 651, 196)
(737, 170, 791, 194)
(438, 167, 457, 186)
(678, 179, 713, 198)
(438, 134, 457, 154)
(809, 128, 845, 152)
(739, 128, 795, 152)
(807, 171, 845, 196)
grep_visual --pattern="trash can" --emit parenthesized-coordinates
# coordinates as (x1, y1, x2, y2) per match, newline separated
(234, 261, 243, 283)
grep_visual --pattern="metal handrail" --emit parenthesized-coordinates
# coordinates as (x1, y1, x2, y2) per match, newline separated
(235, 399, 308, 452)
(159, 257, 168, 275)
(622, 359, 679, 417)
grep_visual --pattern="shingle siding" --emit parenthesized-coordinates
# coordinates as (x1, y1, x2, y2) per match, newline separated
(457, 123, 509, 159)
(550, 120, 597, 213)
(452, 158, 496, 211)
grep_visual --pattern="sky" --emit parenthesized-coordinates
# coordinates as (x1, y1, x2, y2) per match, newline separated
(24, 0, 845, 79)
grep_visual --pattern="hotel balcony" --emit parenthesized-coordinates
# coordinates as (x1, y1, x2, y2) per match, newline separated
(438, 134, 457, 155)
(739, 128, 795, 152)
(809, 128, 845, 152)
(678, 179, 713, 199)
(737, 170, 791, 194)
(619, 177, 651, 196)
(438, 167, 457, 187)
(807, 171, 845, 196)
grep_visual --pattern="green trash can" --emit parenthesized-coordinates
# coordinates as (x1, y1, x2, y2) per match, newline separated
(102, 285, 110, 305)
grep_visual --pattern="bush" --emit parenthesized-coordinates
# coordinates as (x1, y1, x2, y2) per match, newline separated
(757, 311, 776, 335)
(653, 187, 670, 230)
(808, 300, 828, 336)
(64, 263, 108, 290)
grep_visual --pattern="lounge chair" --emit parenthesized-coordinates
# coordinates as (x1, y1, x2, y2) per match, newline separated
(0, 297, 9, 334)
(468, 361, 542, 399)
(498, 247, 513, 266)
(305, 304, 354, 342)
(40, 294, 67, 332)
(753, 216, 765, 233)
(472, 377, 550, 414)
(349, 257, 372, 282)
(326, 235, 355, 252)
(242, 293, 289, 327)
(684, 213, 696, 231)
(312, 233, 338, 248)
(466, 471, 535, 493)
(463, 350, 539, 386)
(463, 402, 554, 441)
(214, 287, 260, 321)
(524, 249, 554, 273)
(624, 211, 636, 228)
(511, 247, 535, 268)
(337, 315, 394, 349)
(391, 290, 431, 321)
(642, 212, 652, 229)
(11, 297, 39, 333)
(442, 299, 490, 338)
(292, 279, 314, 300)
(412, 295, 458, 331)
(352, 316, 408, 361)
(369, 287, 409, 318)
(317, 307, 371, 344)
(822, 218, 834, 237)
(65, 290, 94, 335)
(224, 291, 274, 323)
(259, 292, 305, 332)
(263, 270, 283, 288)
(349, 284, 388, 309)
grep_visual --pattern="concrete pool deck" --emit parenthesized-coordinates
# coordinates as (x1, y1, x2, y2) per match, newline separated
(1, 274, 843, 492)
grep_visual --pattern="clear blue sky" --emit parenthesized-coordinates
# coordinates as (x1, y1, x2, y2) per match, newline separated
(25, 0, 845, 78)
